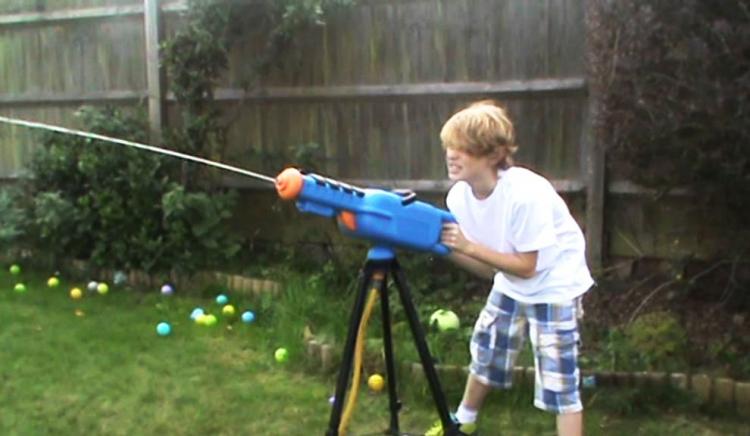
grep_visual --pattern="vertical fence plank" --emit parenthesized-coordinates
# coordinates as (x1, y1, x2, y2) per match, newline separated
(144, 0, 163, 142)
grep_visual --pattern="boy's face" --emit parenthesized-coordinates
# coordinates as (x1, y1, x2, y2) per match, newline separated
(445, 147, 498, 183)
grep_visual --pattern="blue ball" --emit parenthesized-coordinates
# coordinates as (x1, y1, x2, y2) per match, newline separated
(241, 311, 256, 324)
(216, 294, 229, 305)
(156, 322, 171, 336)
(190, 308, 205, 320)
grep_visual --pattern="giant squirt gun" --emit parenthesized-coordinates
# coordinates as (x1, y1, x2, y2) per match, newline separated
(275, 167, 456, 255)
(0, 115, 465, 436)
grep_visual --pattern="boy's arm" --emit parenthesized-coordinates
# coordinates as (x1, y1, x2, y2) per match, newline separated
(442, 223, 538, 279)
(445, 252, 497, 280)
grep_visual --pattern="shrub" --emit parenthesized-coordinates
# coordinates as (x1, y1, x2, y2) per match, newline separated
(625, 311, 688, 371)
(25, 106, 239, 274)
(0, 187, 27, 254)
(588, 0, 750, 241)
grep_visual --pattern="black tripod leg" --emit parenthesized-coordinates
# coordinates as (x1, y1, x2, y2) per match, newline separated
(326, 263, 378, 436)
(390, 260, 460, 436)
(378, 273, 401, 435)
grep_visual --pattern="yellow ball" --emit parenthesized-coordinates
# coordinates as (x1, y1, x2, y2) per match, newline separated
(196, 314, 208, 325)
(47, 277, 60, 287)
(97, 282, 109, 295)
(368, 374, 385, 392)
(222, 304, 236, 316)
(70, 288, 83, 300)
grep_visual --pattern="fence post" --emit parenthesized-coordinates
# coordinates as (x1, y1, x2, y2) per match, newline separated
(581, 88, 605, 271)
(144, 0, 165, 143)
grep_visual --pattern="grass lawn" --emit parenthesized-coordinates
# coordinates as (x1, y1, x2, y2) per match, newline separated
(0, 268, 747, 435)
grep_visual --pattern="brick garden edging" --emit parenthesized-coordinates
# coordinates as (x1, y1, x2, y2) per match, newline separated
(303, 339, 750, 417)
(69, 260, 281, 296)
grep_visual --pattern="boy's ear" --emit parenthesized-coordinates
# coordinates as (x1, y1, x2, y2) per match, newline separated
(488, 148, 507, 165)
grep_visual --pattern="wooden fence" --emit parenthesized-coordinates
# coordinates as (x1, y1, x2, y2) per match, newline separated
(0, 0, 643, 269)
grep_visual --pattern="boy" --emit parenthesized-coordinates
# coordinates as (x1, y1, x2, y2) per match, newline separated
(426, 100, 593, 436)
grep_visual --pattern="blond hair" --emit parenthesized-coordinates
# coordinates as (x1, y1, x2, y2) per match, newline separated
(440, 99, 518, 169)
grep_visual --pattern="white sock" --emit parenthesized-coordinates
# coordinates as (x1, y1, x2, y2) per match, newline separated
(454, 403, 478, 424)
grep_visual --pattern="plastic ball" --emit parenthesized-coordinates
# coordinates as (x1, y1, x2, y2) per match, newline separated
(70, 288, 83, 300)
(113, 270, 128, 286)
(204, 314, 218, 326)
(368, 374, 385, 392)
(13, 283, 26, 293)
(87, 281, 99, 293)
(47, 277, 60, 288)
(190, 308, 205, 321)
(222, 304, 236, 316)
(195, 314, 208, 325)
(156, 322, 172, 336)
(274, 347, 289, 363)
(241, 311, 256, 324)
(429, 309, 460, 332)
(160, 284, 174, 296)
(215, 294, 229, 305)
(97, 282, 109, 295)
(9, 264, 21, 275)
(328, 395, 336, 405)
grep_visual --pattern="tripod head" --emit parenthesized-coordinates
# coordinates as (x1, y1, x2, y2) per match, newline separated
(275, 168, 455, 255)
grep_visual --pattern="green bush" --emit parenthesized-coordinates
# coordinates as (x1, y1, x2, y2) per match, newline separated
(24, 106, 239, 274)
(624, 311, 688, 372)
(0, 187, 27, 253)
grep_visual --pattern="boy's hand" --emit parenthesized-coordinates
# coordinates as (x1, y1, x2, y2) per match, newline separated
(441, 223, 471, 253)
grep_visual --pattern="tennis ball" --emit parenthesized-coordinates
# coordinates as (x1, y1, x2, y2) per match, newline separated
(14, 283, 26, 293)
(215, 294, 229, 305)
(222, 304, 236, 316)
(274, 347, 289, 363)
(241, 310, 256, 324)
(368, 374, 385, 392)
(9, 264, 21, 275)
(70, 288, 83, 300)
(204, 314, 218, 326)
(429, 309, 460, 332)
(97, 282, 109, 295)
(47, 277, 60, 288)
(156, 322, 172, 336)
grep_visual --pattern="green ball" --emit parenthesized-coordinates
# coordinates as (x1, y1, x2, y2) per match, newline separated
(97, 282, 109, 295)
(429, 309, 460, 332)
(204, 314, 218, 326)
(47, 277, 60, 288)
(9, 264, 21, 276)
(14, 283, 26, 293)
(274, 347, 289, 363)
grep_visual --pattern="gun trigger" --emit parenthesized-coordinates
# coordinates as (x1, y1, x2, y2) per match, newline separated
(338, 211, 357, 231)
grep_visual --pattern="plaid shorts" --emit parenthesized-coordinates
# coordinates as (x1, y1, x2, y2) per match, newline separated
(469, 291, 583, 414)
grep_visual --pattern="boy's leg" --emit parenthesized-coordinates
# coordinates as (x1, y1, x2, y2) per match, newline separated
(557, 411, 583, 436)
(459, 374, 493, 410)
(461, 293, 527, 420)
(528, 299, 583, 436)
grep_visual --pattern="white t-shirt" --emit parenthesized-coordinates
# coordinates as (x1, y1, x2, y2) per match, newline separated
(446, 166, 594, 304)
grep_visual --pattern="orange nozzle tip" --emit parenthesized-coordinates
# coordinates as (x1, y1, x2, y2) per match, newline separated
(276, 167, 304, 200)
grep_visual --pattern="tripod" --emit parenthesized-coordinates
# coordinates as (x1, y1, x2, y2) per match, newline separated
(326, 246, 461, 436)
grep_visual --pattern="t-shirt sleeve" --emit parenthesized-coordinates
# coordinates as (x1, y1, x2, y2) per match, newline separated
(510, 195, 557, 252)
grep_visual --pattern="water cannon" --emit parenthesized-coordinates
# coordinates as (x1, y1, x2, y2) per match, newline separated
(275, 168, 455, 255)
